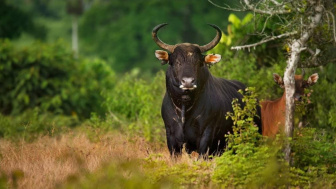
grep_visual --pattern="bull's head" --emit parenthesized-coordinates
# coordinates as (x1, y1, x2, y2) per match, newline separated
(152, 23, 222, 91)
(273, 70, 319, 101)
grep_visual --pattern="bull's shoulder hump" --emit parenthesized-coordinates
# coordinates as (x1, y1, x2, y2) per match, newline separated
(213, 77, 246, 91)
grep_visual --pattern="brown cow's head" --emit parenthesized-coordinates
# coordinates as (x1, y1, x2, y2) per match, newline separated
(152, 23, 222, 91)
(273, 71, 319, 101)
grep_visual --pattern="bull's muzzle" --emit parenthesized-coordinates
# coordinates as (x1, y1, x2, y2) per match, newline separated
(180, 77, 197, 91)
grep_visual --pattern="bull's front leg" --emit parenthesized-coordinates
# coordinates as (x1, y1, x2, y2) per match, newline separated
(198, 126, 214, 157)
(165, 120, 184, 156)
(161, 95, 184, 157)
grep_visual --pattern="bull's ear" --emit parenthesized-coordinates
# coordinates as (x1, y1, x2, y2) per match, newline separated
(273, 73, 284, 88)
(205, 54, 221, 65)
(306, 73, 319, 87)
(155, 50, 169, 65)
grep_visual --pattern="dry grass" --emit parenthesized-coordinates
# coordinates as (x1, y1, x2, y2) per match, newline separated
(0, 130, 172, 189)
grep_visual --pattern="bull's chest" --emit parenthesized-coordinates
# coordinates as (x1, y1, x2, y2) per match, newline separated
(180, 114, 202, 144)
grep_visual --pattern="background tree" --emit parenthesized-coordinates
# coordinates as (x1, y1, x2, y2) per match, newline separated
(0, 0, 47, 40)
(210, 0, 336, 162)
(79, 0, 243, 73)
(67, 0, 84, 58)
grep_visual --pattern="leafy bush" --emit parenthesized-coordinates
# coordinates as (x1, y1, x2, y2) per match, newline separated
(0, 39, 115, 118)
(304, 63, 336, 130)
(289, 127, 336, 188)
(292, 127, 336, 173)
(212, 88, 336, 188)
(0, 108, 76, 140)
(212, 88, 287, 188)
(144, 154, 214, 188)
(103, 71, 166, 141)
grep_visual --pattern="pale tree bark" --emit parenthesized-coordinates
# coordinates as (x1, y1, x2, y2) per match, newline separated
(67, 0, 84, 59)
(283, 3, 323, 162)
(72, 15, 79, 59)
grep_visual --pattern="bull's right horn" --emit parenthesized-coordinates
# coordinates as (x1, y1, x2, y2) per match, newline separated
(152, 23, 175, 53)
(199, 24, 222, 53)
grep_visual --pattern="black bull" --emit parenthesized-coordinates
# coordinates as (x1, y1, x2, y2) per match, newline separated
(152, 23, 262, 156)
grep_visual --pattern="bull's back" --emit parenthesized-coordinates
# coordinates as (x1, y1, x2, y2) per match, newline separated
(221, 78, 262, 134)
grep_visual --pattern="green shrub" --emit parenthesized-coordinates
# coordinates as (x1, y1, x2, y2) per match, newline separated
(0, 108, 77, 140)
(144, 154, 214, 188)
(212, 88, 288, 188)
(304, 63, 336, 130)
(292, 127, 336, 173)
(104, 71, 166, 141)
(212, 88, 336, 188)
(63, 160, 177, 189)
(0, 39, 115, 118)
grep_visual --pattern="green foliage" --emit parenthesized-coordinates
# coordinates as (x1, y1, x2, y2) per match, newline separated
(0, 39, 115, 118)
(289, 126, 336, 188)
(79, 1, 243, 73)
(304, 64, 336, 130)
(104, 71, 166, 141)
(225, 88, 261, 147)
(63, 160, 176, 189)
(213, 88, 287, 188)
(212, 88, 336, 188)
(292, 127, 336, 173)
(0, 108, 76, 140)
(144, 154, 214, 188)
(210, 13, 286, 101)
(0, 0, 46, 39)
(0, 171, 7, 189)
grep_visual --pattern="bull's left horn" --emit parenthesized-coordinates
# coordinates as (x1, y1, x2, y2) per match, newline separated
(199, 24, 222, 53)
(152, 23, 175, 52)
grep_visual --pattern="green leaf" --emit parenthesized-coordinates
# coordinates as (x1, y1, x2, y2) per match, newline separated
(228, 14, 241, 28)
(242, 13, 253, 25)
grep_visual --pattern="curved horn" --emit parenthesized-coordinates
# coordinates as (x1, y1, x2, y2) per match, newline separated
(152, 23, 175, 52)
(301, 68, 305, 77)
(199, 24, 222, 53)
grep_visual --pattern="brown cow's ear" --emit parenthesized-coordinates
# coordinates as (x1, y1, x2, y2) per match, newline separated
(205, 54, 221, 65)
(306, 73, 319, 87)
(273, 73, 284, 88)
(155, 50, 169, 65)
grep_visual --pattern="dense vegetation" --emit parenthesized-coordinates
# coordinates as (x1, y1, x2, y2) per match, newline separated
(0, 0, 336, 188)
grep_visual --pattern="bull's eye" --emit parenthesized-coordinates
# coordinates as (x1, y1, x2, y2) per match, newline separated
(175, 60, 181, 67)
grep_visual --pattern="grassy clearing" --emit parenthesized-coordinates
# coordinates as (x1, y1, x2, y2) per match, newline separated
(0, 130, 170, 189)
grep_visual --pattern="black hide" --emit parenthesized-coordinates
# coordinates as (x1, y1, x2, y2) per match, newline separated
(161, 48, 262, 156)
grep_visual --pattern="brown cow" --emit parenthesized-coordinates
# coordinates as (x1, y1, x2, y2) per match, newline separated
(261, 72, 319, 137)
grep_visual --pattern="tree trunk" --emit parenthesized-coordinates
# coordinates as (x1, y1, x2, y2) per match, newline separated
(72, 15, 79, 59)
(283, 2, 323, 163)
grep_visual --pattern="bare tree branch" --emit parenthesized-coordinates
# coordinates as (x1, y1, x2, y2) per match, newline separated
(209, 0, 291, 15)
(231, 31, 297, 50)
(208, 0, 247, 12)
(326, 10, 336, 42)
(243, 0, 291, 15)
(270, 0, 281, 6)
